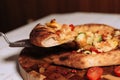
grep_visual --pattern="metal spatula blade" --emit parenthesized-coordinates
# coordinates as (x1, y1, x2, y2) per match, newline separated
(0, 32, 33, 47)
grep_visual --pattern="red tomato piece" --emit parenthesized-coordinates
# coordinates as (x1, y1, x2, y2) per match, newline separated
(90, 47, 100, 53)
(114, 66, 120, 77)
(87, 67, 103, 80)
(69, 24, 75, 31)
(56, 30, 61, 36)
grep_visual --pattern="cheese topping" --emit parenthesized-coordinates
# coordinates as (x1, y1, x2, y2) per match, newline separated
(46, 19, 61, 30)
(76, 31, 119, 53)
(45, 19, 77, 44)
(45, 19, 120, 53)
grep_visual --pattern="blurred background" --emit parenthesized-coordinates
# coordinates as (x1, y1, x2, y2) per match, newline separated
(0, 0, 120, 33)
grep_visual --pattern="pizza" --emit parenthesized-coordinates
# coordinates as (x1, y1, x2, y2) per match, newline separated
(30, 19, 120, 50)
(30, 19, 77, 47)
(30, 19, 120, 68)
(25, 19, 120, 80)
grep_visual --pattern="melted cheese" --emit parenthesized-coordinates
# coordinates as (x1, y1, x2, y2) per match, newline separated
(45, 20, 119, 52)
(76, 30, 119, 52)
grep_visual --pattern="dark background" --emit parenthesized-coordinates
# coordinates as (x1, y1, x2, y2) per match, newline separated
(0, 0, 120, 33)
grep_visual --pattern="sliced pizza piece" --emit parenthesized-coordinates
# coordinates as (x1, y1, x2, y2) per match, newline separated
(74, 24, 120, 52)
(30, 19, 120, 49)
(30, 19, 77, 47)
(30, 24, 59, 47)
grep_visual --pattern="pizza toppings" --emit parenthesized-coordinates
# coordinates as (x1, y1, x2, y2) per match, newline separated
(76, 48, 99, 54)
(74, 28, 119, 54)
(115, 30, 120, 36)
(114, 66, 120, 77)
(69, 24, 75, 31)
(94, 37, 119, 52)
(46, 19, 61, 30)
(87, 67, 103, 80)
(75, 29, 119, 53)
(84, 50, 92, 54)
(45, 19, 77, 44)
(76, 32, 86, 43)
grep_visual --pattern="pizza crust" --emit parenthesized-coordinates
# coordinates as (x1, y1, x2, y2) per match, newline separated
(30, 24, 59, 47)
(52, 49, 120, 69)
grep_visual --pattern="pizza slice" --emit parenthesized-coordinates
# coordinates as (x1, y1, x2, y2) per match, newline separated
(30, 19, 77, 47)
(30, 19, 120, 49)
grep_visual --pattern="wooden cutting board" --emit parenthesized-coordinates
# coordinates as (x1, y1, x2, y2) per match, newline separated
(18, 47, 120, 80)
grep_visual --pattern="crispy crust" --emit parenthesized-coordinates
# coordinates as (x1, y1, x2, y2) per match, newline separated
(52, 49, 120, 69)
(30, 24, 59, 47)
